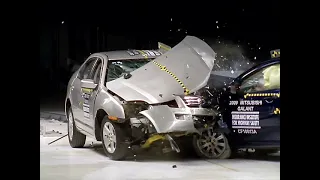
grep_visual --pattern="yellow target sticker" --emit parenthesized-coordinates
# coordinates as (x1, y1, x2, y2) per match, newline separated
(274, 108, 280, 114)
(244, 93, 280, 98)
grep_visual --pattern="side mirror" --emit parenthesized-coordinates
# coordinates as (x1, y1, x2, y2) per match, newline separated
(124, 72, 132, 79)
(81, 79, 97, 89)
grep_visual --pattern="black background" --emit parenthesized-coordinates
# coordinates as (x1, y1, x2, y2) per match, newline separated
(39, 0, 280, 99)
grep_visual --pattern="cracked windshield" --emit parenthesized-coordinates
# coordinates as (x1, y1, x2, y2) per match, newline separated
(106, 59, 151, 82)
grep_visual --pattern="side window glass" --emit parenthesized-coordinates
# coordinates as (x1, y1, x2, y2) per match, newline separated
(240, 64, 280, 93)
(92, 59, 102, 84)
(78, 58, 97, 80)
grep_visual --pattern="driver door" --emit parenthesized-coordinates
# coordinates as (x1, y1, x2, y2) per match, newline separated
(228, 63, 280, 146)
(71, 57, 97, 124)
(76, 57, 98, 134)
(85, 58, 103, 131)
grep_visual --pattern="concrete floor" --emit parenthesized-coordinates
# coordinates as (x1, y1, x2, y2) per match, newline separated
(40, 119, 280, 180)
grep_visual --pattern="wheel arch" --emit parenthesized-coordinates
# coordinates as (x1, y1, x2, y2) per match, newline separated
(65, 98, 72, 119)
(93, 92, 126, 141)
(95, 109, 108, 141)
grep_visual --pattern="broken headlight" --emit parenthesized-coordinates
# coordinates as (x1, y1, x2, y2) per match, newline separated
(122, 101, 150, 119)
(123, 101, 157, 137)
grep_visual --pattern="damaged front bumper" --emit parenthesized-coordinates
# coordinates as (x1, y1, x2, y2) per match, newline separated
(139, 96, 219, 134)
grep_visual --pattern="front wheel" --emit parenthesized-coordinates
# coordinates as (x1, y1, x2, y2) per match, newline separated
(67, 108, 86, 148)
(101, 117, 130, 160)
(193, 128, 231, 159)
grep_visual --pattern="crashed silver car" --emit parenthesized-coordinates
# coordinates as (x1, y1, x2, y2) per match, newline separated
(65, 36, 231, 160)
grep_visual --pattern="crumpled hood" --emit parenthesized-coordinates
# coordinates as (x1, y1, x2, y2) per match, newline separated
(107, 36, 216, 104)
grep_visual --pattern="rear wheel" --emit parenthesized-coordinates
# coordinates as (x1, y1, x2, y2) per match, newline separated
(193, 128, 231, 159)
(101, 117, 130, 160)
(68, 108, 86, 148)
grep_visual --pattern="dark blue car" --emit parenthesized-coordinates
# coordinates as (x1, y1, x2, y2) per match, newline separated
(192, 49, 280, 159)
(223, 49, 280, 155)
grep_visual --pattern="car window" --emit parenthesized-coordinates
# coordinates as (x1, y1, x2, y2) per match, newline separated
(106, 59, 150, 82)
(78, 58, 97, 80)
(92, 59, 102, 84)
(240, 64, 280, 93)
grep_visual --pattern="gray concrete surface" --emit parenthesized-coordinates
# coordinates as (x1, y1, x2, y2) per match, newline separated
(40, 119, 280, 180)
(40, 93, 66, 122)
(40, 111, 67, 122)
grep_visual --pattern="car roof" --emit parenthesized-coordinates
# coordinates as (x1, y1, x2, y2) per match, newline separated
(256, 58, 280, 66)
(94, 50, 162, 61)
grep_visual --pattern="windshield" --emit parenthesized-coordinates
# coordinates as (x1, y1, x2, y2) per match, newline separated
(106, 59, 151, 82)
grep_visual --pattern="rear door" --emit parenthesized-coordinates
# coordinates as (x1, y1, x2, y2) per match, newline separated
(228, 63, 280, 146)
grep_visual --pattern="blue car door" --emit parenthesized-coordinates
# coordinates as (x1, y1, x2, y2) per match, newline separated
(227, 63, 280, 147)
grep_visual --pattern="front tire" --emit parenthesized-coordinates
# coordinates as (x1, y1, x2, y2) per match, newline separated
(67, 108, 86, 148)
(101, 117, 129, 160)
(193, 128, 231, 159)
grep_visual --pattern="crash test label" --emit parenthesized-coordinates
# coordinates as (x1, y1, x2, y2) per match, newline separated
(229, 99, 263, 134)
(81, 90, 91, 119)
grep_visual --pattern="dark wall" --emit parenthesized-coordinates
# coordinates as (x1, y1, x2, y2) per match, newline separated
(39, 22, 141, 97)
(39, 24, 58, 96)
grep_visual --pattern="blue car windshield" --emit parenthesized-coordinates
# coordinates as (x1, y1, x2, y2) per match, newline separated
(106, 59, 151, 82)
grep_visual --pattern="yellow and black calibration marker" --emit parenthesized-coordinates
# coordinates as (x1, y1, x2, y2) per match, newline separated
(158, 42, 171, 51)
(270, 49, 280, 58)
(137, 50, 191, 95)
(152, 61, 190, 95)
(137, 50, 149, 59)
(274, 108, 280, 114)
(244, 93, 280, 98)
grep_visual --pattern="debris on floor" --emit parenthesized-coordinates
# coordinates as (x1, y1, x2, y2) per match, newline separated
(40, 118, 68, 137)
(48, 134, 68, 145)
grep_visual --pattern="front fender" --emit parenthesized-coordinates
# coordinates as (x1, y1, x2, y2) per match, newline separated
(94, 88, 126, 120)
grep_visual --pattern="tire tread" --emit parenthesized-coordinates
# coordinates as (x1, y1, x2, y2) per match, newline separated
(68, 109, 86, 148)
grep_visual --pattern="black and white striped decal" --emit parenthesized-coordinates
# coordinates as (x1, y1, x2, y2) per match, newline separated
(127, 50, 161, 57)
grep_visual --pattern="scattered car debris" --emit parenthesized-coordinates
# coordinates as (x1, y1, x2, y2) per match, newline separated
(48, 134, 68, 145)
